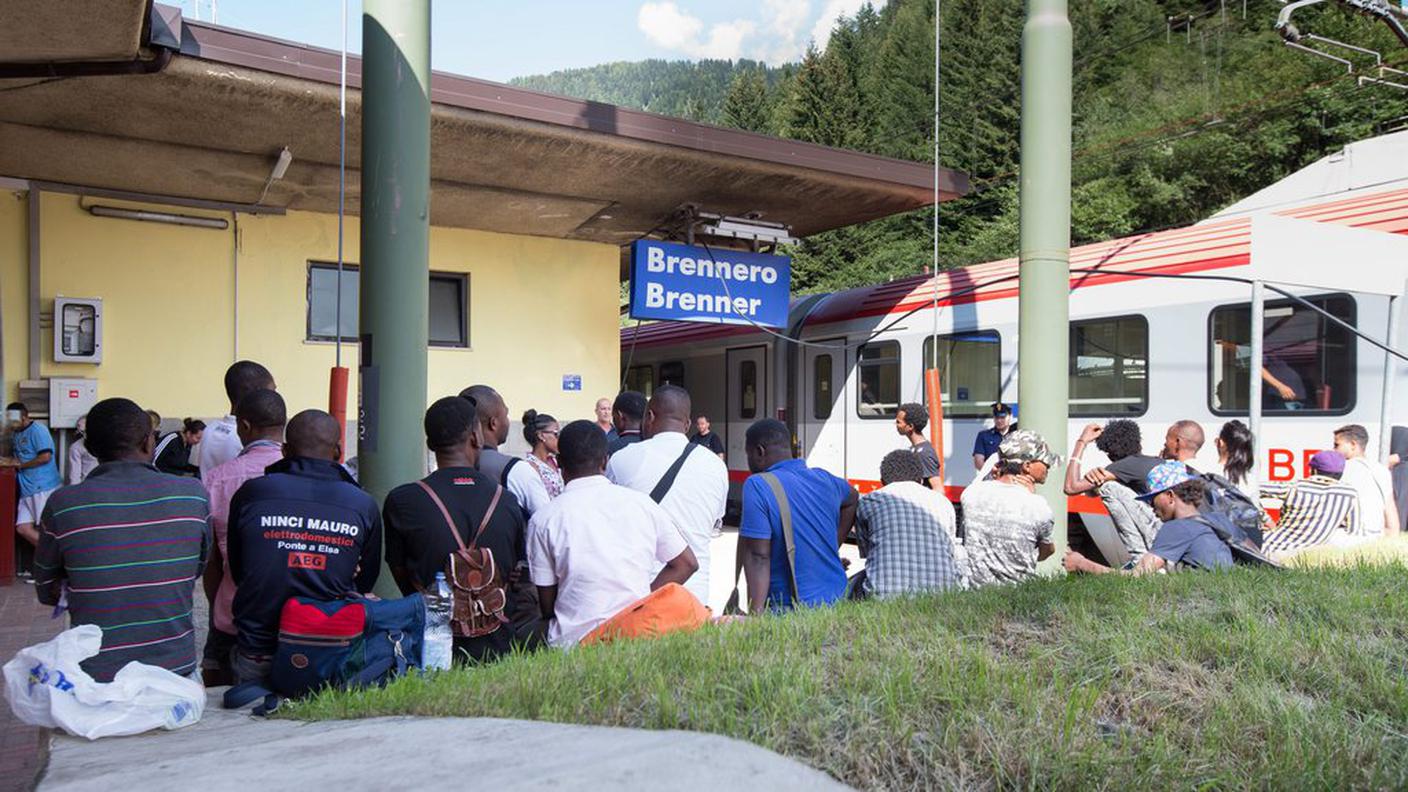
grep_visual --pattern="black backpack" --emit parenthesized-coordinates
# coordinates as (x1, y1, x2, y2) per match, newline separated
(1200, 473, 1265, 549)
(1190, 513, 1282, 568)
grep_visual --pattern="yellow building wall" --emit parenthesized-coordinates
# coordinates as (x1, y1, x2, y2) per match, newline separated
(16, 192, 621, 450)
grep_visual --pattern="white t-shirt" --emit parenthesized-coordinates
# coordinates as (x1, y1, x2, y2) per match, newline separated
(528, 475, 689, 647)
(1342, 456, 1394, 537)
(195, 416, 242, 479)
(606, 431, 727, 605)
(960, 479, 1054, 587)
(506, 458, 552, 518)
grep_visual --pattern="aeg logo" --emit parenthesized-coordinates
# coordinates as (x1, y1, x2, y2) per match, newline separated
(287, 552, 328, 570)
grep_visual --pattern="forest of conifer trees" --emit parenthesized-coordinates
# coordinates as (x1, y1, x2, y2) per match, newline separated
(514, 0, 1408, 294)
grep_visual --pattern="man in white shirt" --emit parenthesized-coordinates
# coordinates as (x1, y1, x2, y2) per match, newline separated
(195, 361, 276, 478)
(460, 385, 552, 518)
(529, 420, 698, 648)
(1333, 424, 1400, 538)
(607, 385, 727, 606)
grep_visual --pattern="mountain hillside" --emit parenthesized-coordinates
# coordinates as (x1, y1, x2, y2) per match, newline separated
(515, 0, 1408, 294)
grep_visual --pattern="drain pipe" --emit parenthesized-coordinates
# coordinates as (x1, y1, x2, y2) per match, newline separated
(0, 47, 173, 80)
(27, 188, 40, 381)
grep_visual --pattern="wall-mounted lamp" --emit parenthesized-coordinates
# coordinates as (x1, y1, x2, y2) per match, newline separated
(256, 146, 294, 204)
(87, 204, 230, 229)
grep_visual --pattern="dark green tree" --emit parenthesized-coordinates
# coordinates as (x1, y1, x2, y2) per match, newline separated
(721, 69, 772, 132)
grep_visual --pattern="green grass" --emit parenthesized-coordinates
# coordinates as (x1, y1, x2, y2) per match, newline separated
(286, 566, 1408, 790)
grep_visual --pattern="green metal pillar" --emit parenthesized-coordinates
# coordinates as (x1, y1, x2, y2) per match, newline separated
(1018, 0, 1072, 572)
(360, 0, 430, 596)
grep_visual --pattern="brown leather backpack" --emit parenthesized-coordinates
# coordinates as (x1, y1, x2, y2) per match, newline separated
(415, 480, 510, 638)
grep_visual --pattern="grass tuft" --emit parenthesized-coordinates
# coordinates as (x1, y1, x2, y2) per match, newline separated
(285, 564, 1408, 790)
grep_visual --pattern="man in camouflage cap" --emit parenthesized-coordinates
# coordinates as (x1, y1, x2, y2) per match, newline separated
(998, 429, 1061, 473)
(959, 428, 1058, 586)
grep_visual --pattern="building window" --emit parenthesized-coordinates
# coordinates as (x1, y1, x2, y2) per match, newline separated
(308, 265, 359, 342)
(659, 361, 685, 388)
(739, 360, 758, 419)
(428, 274, 469, 347)
(1070, 315, 1148, 417)
(813, 354, 833, 420)
(921, 331, 1001, 418)
(1209, 294, 1356, 415)
(624, 365, 654, 397)
(857, 340, 901, 418)
(306, 263, 469, 348)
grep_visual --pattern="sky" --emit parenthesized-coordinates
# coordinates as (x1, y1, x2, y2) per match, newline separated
(172, 0, 882, 83)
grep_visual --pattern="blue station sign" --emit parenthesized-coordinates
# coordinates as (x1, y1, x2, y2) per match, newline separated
(628, 240, 791, 328)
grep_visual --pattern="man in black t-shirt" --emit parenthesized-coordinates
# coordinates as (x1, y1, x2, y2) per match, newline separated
(1064, 420, 1164, 562)
(607, 391, 646, 456)
(383, 396, 543, 663)
(690, 415, 726, 460)
(895, 403, 942, 490)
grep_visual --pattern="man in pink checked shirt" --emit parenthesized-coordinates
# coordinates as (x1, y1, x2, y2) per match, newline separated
(200, 389, 287, 686)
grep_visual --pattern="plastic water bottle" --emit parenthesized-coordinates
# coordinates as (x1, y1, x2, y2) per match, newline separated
(422, 573, 453, 671)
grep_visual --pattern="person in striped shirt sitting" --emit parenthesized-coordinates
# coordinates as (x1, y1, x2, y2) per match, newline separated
(1260, 450, 1362, 558)
(33, 397, 210, 682)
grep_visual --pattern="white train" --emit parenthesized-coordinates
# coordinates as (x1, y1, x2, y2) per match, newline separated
(619, 183, 1408, 548)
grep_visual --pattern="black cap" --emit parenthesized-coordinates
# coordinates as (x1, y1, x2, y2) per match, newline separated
(992, 402, 1012, 417)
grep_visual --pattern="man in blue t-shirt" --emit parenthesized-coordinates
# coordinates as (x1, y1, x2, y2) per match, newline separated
(3, 402, 63, 548)
(738, 419, 857, 611)
(1064, 461, 1234, 575)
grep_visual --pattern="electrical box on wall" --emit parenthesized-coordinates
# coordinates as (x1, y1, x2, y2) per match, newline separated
(48, 378, 97, 430)
(54, 296, 103, 364)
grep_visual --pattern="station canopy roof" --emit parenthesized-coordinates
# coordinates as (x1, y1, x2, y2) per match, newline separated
(0, 1, 968, 249)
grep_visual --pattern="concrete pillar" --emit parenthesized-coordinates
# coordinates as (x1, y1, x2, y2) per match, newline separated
(360, 0, 430, 596)
(1017, 0, 1072, 570)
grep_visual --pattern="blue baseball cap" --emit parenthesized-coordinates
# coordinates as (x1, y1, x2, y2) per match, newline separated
(1136, 461, 1197, 501)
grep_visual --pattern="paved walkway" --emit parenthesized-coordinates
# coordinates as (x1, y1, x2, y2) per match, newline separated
(0, 583, 63, 792)
(12, 532, 860, 791)
(42, 690, 850, 792)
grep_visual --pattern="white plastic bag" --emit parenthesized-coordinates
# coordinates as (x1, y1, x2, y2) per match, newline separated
(3, 624, 205, 740)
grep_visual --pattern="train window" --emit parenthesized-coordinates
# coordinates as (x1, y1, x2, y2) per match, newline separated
(921, 331, 1001, 418)
(1208, 294, 1355, 415)
(857, 340, 901, 418)
(813, 354, 833, 420)
(739, 360, 758, 419)
(624, 365, 654, 397)
(659, 361, 685, 388)
(1070, 315, 1148, 417)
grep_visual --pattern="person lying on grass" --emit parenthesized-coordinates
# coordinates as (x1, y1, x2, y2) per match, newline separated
(1065, 461, 1234, 575)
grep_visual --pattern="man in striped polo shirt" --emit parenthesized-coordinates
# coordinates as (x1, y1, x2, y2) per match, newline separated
(34, 398, 210, 682)
(1260, 450, 1362, 558)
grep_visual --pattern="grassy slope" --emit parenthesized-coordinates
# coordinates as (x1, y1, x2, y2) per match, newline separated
(289, 567, 1408, 790)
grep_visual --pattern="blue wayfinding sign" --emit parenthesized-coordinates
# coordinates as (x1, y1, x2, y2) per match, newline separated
(629, 240, 791, 328)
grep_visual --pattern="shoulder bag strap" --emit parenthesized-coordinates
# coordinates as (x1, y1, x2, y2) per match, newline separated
(415, 479, 465, 551)
(760, 472, 801, 605)
(500, 457, 520, 487)
(469, 485, 503, 549)
(649, 442, 698, 504)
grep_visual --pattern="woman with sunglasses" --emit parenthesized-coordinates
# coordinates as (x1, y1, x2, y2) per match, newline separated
(522, 409, 564, 498)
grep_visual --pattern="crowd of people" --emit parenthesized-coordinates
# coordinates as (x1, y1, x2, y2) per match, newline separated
(1, 363, 1402, 691)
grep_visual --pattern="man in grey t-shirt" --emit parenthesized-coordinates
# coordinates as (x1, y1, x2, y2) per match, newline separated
(895, 402, 941, 491)
(961, 430, 1058, 586)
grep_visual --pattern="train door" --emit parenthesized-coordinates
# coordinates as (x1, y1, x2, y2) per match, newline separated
(801, 339, 845, 469)
(725, 345, 767, 473)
